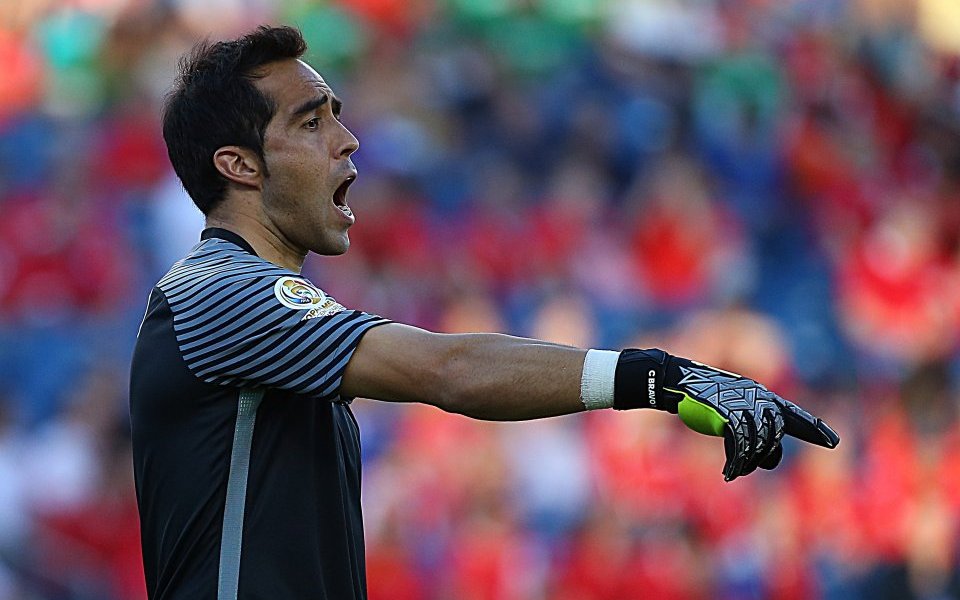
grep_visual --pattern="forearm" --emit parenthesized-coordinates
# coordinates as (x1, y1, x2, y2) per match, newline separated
(433, 333, 587, 420)
(340, 325, 587, 421)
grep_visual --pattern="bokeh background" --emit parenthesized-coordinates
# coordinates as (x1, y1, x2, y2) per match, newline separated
(1, 0, 960, 598)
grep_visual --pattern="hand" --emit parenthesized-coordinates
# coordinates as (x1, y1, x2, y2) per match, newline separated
(613, 349, 840, 482)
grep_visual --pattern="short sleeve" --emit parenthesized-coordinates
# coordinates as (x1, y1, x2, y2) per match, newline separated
(160, 271, 389, 400)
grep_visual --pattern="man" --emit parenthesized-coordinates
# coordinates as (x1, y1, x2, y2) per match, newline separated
(129, 25, 839, 600)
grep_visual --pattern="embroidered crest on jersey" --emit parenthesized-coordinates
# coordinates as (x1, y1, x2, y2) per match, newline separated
(274, 277, 328, 309)
(273, 276, 346, 318)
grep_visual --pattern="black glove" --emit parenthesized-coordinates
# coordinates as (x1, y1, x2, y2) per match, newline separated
(613, 349, 840, 481)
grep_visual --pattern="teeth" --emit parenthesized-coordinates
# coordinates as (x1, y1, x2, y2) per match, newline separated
(333, 177, 355, 217)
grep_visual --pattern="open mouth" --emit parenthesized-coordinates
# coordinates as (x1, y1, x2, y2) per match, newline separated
(333, 175, 355, 217)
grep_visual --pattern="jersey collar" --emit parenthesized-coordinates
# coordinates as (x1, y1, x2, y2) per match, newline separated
(200, 227, 258, 256)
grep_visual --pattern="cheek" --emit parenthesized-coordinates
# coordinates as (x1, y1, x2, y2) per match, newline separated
(266, 155, 316, 195)
(263, 139, 331, 201)
(285, 152, 327, 186)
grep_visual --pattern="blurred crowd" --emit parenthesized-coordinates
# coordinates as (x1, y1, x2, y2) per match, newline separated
(1, 0, 960, 598)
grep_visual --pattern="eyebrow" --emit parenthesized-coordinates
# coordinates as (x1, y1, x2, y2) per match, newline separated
(290, 94, 342, 121)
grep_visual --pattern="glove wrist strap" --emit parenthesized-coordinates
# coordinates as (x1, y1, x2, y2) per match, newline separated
(613, 348, 679, 413)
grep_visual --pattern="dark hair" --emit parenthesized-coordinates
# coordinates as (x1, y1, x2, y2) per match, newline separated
(162, 26, 307, 214)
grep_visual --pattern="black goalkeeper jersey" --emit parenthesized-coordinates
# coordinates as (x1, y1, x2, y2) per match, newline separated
(130, 228, 388, 599)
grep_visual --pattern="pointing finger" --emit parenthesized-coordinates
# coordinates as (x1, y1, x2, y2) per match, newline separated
(778, 398, 840, 448)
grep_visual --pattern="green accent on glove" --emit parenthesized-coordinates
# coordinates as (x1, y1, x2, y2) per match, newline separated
(668, 388, 728, 437)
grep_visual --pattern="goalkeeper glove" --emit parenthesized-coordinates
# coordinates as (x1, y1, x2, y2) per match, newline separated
(613, 349, 839, 482)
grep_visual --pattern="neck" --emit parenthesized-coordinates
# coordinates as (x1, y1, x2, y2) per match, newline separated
(205, 210, 306, 274)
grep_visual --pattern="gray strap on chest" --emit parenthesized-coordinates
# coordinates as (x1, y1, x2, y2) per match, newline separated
(218, 389, 265, 600)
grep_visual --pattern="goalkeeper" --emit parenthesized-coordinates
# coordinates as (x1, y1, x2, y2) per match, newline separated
(130, 25, 838, 600)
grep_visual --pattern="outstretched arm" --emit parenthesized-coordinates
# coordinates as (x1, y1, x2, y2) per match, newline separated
(340, 323, 588, 421)
(340, 322, 840, 481)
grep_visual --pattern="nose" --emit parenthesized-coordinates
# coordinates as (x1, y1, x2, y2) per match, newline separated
(337, 122, 359, 158)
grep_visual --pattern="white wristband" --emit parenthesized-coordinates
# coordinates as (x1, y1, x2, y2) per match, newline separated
(580, 349, 620, 410)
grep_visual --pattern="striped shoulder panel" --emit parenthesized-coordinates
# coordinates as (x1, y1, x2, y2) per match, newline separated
(157, 238, 389, 399)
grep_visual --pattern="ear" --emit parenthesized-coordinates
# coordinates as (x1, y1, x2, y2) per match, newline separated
(213, 146, 263, 189)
